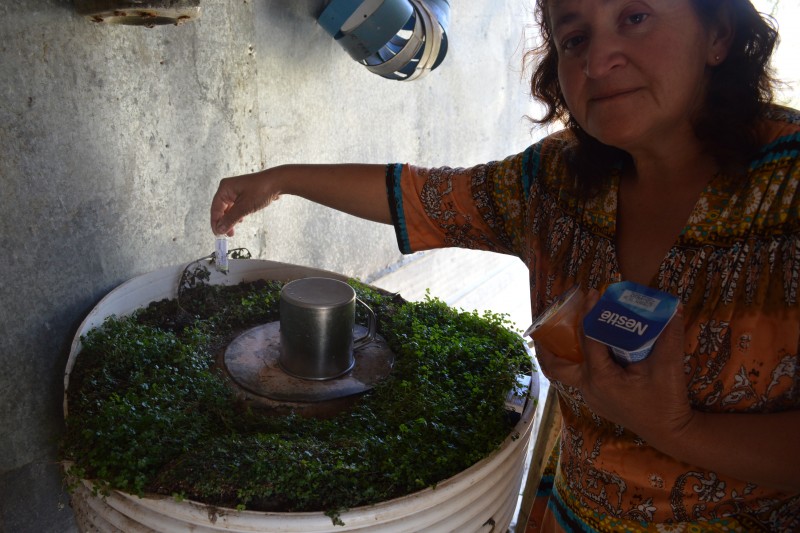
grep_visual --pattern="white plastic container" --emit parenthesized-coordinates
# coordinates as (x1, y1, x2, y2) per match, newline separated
(583, 281, 679, 365)
(64, 259, 538, 532)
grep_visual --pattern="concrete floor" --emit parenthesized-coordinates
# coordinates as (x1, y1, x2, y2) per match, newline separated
(369, 247, 533, 332)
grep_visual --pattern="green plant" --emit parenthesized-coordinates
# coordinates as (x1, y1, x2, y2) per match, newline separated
(62, 270, 534, 520)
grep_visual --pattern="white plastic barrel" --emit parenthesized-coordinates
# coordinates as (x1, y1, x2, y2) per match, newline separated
(64, 259, 538, 533)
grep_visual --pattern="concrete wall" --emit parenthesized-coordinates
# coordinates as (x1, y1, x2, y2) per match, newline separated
(0, 1, 539, 530)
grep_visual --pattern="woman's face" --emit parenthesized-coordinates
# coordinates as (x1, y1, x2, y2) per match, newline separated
(549, 0, 720, 154)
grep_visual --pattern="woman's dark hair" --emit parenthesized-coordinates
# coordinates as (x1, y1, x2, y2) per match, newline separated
(527, 0, 780, 193)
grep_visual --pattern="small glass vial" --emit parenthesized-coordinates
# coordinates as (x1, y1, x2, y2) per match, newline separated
(214, 234, 229, 273)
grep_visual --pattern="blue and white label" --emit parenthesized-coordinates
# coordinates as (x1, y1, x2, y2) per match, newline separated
(583, 281, 678, 364)
(597, 310, 650, 336)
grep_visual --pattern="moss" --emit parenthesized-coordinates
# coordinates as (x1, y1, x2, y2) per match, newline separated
(62, 268, 534, 516)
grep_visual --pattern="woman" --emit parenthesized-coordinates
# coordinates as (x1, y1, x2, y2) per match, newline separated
(210, 0, 800, 530)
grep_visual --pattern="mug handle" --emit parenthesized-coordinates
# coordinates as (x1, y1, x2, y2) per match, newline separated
(354, 298, 377, 349)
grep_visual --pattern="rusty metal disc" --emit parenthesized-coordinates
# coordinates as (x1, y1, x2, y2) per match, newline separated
(223, 322, 395, 403)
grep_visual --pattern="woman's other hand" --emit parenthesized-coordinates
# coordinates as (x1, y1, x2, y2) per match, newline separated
(536, 289, 693, 449)
(538, 288, 800, 490)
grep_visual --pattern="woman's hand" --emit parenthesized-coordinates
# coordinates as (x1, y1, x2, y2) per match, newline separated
(535, 289, 694, 449)
(537, 289, 800, 490)
(210, 170, 280, 236)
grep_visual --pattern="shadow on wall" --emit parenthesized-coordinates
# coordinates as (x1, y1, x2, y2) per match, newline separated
(0, 1, 264, 531)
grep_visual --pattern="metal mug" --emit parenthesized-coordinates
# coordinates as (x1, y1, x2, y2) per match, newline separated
(279, 277, 377, 380)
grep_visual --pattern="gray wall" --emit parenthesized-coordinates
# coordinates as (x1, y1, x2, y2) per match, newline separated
(0, 1, 539, 531)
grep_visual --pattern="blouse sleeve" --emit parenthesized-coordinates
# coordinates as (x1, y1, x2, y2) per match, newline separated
(385, 150, 533, 257)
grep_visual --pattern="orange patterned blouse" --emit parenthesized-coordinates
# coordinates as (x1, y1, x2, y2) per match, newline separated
(386, 106, 800, 532)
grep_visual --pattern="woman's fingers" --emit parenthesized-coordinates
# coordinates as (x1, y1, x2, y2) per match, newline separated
(534, 340, 582, 387)
(210, 172, 276, 236)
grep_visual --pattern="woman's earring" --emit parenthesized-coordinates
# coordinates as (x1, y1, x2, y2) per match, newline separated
(714, 55, 721, 63)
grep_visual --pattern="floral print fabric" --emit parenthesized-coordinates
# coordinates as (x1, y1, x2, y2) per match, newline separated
(386, 106, 800, 532)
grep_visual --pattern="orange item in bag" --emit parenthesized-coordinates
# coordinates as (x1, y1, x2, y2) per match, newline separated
(525, 285, 585, 363)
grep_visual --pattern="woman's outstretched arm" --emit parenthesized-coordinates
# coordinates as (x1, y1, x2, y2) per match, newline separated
(210, 163, 392, 236)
